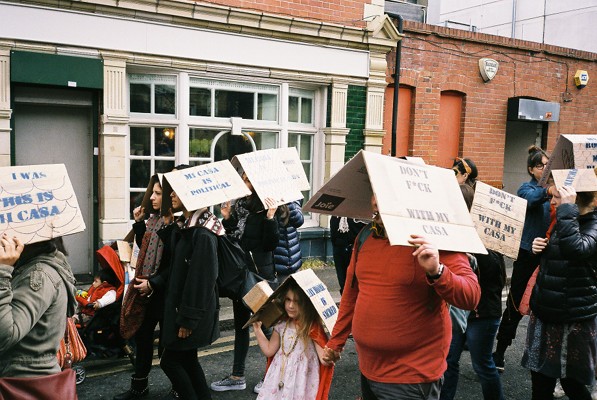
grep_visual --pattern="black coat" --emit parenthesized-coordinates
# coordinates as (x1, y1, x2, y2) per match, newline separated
(469, 250, 506, 319)
(530, 204, 597, 323)
(158, 225, 220, 350)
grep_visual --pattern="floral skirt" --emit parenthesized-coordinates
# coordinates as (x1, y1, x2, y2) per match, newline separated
(521, 312, 597, 385)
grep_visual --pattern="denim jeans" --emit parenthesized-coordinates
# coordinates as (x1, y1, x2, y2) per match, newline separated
(441, 317, 504, 400)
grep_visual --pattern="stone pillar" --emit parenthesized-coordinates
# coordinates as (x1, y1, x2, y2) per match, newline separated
(363, 50, 387, 153)
(99, 55, 130, 241)
(0, 47, 11, 167)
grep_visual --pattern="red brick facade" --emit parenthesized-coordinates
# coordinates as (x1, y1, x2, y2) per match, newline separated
(196, 0, 370, 27)
(385, 20, 597, 188)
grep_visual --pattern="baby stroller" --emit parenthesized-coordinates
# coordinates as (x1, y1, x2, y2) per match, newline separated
(74, 245, 135, 384)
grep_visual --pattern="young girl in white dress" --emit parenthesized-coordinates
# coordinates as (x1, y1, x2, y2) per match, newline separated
(253, 279, 331, 400)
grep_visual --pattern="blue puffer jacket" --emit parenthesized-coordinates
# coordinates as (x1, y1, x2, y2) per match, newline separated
(274, 201, 304, 275)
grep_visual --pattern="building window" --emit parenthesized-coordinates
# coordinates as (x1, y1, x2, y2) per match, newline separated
(129, 74, 177, 116)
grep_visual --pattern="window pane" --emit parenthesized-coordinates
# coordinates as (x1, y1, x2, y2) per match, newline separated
(130, 191, 145, 218)
(289, 96, 299, 122)
(189, 129, 218, 158)
(288, 133, 298, 148)
(130, 83, 151, 113)
(215, 90, 254, 119)
(130, 159, 150, 189)
(156, 127, 176, 156)
(301, 98, 313, 124)
(130, 127, 151, 156)
(155, 160, 175, 174)
(248, 131, 277, 150)
(300, 134, 312, 160)
(190, 87, 211, 116)
(214, 132, 254, 161)
(257, 93, 277, 121)
(155, 85, 176, 114)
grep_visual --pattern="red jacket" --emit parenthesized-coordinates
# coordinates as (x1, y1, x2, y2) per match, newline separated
(327, 235, 480, 384)
(76, 282, 116, 316)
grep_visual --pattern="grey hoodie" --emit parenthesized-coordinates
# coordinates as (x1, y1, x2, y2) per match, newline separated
(0, 250, 77, 377)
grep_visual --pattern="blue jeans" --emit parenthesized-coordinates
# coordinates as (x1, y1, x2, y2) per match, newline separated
(441, 317, 504, 400)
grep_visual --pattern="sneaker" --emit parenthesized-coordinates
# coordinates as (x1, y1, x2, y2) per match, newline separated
(253, 380, 263, 394)
(210, 376, 247, 392)
(492, 352, 505, 373)
(553, 380, 565, 398)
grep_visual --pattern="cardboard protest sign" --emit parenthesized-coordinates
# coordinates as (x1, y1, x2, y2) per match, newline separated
(243, 269, 338, 334)
(265, 147, 311, 192)
(116, 240, 132, 262)
(304, 150, 487, 254)
(162, 160, 251, 212)
(0, 164, 86, 244)
(470, 182, 527, 259)
(551, 169, 597, 192)
(232, 149, 303, 208)
(540, 134, 597, 186)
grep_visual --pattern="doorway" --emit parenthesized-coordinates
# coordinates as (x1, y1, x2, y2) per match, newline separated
(502, 121, 546, 194)
(13, 86, 95, 277)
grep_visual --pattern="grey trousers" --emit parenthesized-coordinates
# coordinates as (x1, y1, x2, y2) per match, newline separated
(361, 374, 443, 400)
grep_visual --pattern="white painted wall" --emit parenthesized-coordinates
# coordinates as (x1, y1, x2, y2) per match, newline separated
(430, 0, 597, 53)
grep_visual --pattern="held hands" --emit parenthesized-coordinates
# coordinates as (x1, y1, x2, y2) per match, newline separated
(408, 234, 441, 275)
(133, 206, 145, 222)
(322, 346, 341, 365)
(532, 237, 549, 254)
(0, 234, 24, 266)
(264, 198, 277, 220)
(178, 327, 192, 339)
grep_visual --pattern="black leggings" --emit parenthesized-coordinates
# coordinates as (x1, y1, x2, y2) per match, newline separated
(232, 299, 251, 377)
(160, 348, 211, 400)
(531, 371, 591, 400)
(133, 313, 161, 378)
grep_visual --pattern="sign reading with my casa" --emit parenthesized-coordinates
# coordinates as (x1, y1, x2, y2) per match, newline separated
(540, 134, 597, 186)
(304, 150, 487, 254)
(232, 149, 304, 208)
(163, 160, 251, 212)
(470, 182, 526, 260)
(0, 164, 86, 244)
(244, 269, 337, 334)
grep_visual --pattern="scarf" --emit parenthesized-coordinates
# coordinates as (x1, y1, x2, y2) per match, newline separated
(139, 214, 165, 278)
(184, 208, 225, 236)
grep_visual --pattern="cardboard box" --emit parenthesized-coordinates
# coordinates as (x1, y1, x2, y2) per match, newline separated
(243, 280, 274, 313)
(304, 150, 487, 254)
(551, 169, 597, 192)
(470, 182, 527, 259)
(540, 134, 597, 186)
(243, 269, 338, 334)
(0, 164, 86, 243)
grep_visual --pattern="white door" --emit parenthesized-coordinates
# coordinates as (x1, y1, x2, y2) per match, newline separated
(502, 121, 544, 195)
(14, 87, 94, 276)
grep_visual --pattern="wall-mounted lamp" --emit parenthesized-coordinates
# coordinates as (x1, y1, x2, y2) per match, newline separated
(162, 128, 175, 140)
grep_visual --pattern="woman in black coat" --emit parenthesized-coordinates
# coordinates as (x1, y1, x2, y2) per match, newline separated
(522, 185, 597, 400)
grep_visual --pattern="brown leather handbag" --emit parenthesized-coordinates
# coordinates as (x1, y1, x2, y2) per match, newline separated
(56, 317, 87, 369)
(0, 368, 78, 400)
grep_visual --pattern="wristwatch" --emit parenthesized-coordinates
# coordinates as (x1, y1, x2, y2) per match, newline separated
(426, 263, 444, 281)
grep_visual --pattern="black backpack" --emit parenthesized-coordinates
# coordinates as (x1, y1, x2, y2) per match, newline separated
(215, 234, 248, 300)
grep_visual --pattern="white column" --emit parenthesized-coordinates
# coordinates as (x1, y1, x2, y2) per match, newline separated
(0, 48, 11, 167)
(363, 51, 387, 153)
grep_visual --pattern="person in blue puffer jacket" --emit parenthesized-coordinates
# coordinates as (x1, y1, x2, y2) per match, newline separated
(273, 200, 304, 281)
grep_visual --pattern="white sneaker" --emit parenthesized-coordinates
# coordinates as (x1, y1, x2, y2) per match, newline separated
(253, 380, 263, 394)
(553, 380, 565, 399)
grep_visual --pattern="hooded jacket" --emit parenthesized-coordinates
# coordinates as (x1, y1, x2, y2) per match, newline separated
(530, 204, 597, 323)
(0, 250, 77, 377)
(274, 200, 304, 275)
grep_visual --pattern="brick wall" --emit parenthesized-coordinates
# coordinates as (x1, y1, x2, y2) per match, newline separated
(385, 21, 597, 188)
(345, 85, 367, 161)
(196, 0, 370, 27)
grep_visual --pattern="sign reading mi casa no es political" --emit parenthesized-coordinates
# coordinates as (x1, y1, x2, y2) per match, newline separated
(0, 164, 86, 244)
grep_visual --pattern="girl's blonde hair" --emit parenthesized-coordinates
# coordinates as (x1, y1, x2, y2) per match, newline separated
(279, 279, 320, 343)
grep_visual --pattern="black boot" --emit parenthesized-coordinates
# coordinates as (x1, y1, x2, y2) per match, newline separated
(113, 375, 149, 400)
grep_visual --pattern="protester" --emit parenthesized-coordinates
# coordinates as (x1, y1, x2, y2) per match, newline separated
(323, 195, 481, 400)
(210, 172, 279, 393)
(330, 216, 368, 295)
(0, 235, 77, 388)
(522, 185, 597, 400)
(452, 157, 478, 188)
(252, 279, 333, 400)
(157, 172, 221, 400)
(273, 199, 304, 281)
(114, 177, 174, 400)
(441, 184, 506, 400)
(75, 268, 118, 325)
(493, 145, 553, 372)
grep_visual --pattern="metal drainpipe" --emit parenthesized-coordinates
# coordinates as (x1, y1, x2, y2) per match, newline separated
(385, 13, 403, 157)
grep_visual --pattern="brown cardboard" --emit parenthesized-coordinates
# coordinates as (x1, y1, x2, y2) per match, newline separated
(116, 240, 132, 262)
(470, 182, 527, 259)
(551, 169, 597, 192)
(304, 150, 487, 254)
(243, 280, 274, 313)
(267, 147, 311, 192)
(0, 164, 86, 244)
(539, 134, 597, 186)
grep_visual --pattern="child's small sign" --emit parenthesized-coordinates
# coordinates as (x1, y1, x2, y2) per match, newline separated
(243, 269, 338, 334)
(0, 164, 86, 244)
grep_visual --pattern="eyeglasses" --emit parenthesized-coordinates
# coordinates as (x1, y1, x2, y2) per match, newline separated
(533, 163, 547, 170)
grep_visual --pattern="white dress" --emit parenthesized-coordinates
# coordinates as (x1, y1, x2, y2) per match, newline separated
(257, 320, 320, 400)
